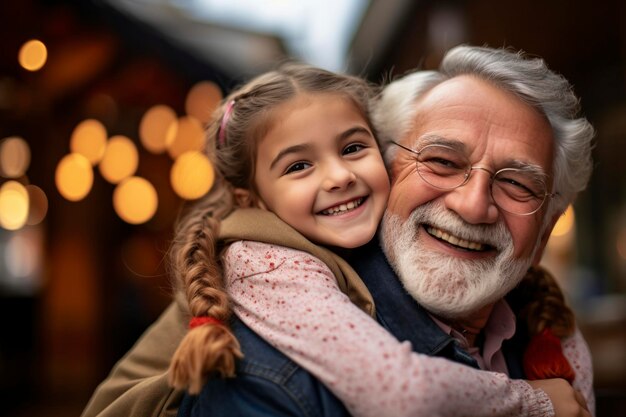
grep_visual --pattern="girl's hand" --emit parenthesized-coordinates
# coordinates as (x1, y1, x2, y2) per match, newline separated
(528, 379, 591, 417)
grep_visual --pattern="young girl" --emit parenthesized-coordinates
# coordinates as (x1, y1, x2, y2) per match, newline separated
(167, 63, 591, 416)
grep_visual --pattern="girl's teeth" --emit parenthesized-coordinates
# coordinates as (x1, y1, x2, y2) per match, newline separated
(322, 198, 363, 215)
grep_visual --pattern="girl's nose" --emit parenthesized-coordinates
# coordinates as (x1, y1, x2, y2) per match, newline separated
(323, 161, 357, 191)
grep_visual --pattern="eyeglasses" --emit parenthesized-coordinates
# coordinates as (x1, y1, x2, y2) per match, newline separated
(391, 141, 556, 216)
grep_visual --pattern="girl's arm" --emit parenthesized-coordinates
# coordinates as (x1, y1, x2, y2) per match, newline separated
(563, 329, 595, 415)
(225, 240, 555, 417)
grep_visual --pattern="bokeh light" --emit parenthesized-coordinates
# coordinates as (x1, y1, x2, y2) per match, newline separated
(55, 153, 94, 201)
(551, 205, 575, 237)
(185, 81, 223, 125)
(99, 135, 139, 184)
(0, 136, 31, 178)
(18, 39, 48, 72)
(113, 176, 158, 224)
(26, 184, 48, 225)
(170, 151, 215, 200)
(70, 119, 108, 165)
(0, 180, 29, 230)
(139, 105, 177, 154)
(6, 233, 38, 278)
(166, 116, 205, 159)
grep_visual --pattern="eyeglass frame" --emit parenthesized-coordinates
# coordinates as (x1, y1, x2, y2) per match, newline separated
(390, 140, 557, 216)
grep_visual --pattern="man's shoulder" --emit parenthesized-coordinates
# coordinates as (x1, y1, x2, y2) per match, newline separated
(179, 319, 348, 417)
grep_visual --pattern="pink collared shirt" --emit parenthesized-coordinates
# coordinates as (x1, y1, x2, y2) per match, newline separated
(429, 299, 516, 374)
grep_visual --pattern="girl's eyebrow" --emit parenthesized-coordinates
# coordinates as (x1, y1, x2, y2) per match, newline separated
(269, 126, 373, 171)
(269, 143, 311, 170)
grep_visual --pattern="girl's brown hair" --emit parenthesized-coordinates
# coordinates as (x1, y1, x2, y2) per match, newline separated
(167, 63, 378, 394)
(515, 266, 577, 382)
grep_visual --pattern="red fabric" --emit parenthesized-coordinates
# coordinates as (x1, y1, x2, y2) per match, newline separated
(189, 316, 223, 329)
(523, 328, 576, 383)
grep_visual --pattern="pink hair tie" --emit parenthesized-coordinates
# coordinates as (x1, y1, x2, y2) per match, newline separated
(218, 100, 236, 147)
(189, 316, 224, 329)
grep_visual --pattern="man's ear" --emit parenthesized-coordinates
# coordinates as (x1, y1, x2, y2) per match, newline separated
(233, 188, 267, 210)
(532, 211, 562, 266)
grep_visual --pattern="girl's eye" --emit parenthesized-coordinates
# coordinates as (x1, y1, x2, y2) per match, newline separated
(343, 143, 365, 155)
(284, 161, 311, 174)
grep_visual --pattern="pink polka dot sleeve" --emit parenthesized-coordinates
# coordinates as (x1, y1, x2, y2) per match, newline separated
(225, 241, 555, 417)
(563, 329, 595, 415)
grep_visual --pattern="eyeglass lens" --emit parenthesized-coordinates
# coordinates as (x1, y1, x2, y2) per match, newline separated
(415, 144, 547, 215)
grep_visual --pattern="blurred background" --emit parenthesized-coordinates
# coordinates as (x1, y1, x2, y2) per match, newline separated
(1, 0, 625, 416)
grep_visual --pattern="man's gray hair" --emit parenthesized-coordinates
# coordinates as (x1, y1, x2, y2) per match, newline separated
(372, 45, 595, 218)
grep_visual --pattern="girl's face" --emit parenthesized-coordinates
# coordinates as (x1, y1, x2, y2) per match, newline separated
(254, 93, 390, 249)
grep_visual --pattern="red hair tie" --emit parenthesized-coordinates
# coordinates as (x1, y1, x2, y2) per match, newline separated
(189, 316, 224, 329)
(523, 327, 575, 383)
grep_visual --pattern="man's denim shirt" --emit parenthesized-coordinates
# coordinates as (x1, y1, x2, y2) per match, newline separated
(179, 239, 527, 417)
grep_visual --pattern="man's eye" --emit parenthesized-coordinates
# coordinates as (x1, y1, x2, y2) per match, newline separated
(285, 162, 311, 174)
(495, 176, 541, 200)
(343, 143, 365, 155)
(431, 157, 458, 168)
(422, 157, 464, 171)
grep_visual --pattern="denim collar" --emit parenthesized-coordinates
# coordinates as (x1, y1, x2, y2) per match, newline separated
(347, 238, 479, 368)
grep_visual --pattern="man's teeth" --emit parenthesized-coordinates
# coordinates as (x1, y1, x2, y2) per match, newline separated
(321, 198, 364, 216)
(426, 226, 486, 251)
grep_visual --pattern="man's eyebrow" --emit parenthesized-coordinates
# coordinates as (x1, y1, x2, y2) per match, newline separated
(414, 134, 467, 152)
(269, 143, 312, 170)
(502, 160, 549, 180)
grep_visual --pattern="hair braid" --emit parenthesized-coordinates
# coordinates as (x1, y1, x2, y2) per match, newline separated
(518, 266, 575, 337)
(168, 181, 243, 394)
(517, 266, 576, 382)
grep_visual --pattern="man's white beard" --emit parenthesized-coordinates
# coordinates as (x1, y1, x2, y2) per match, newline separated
(381, 202, 540, 319)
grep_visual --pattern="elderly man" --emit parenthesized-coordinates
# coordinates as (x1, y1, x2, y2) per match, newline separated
(82, 45, 594, 417)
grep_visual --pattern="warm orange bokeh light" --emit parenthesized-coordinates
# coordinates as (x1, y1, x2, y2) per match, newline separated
(0, 180, 29, 230)
(70, 119, 108, 165)
(99, 135, 139, 184)
(113, 177, 158, 224)
(55, 153, 94, 201)
(166, 116, 205, 159)
(185, 81, 223, 125)
(26, 184, 48, 225)
(139, 105, 178, 154)
(551, 205, 575, 237)
(170, 151, 215, 200)
(18, 39, 48, 71)
(0, 136, 31, 178)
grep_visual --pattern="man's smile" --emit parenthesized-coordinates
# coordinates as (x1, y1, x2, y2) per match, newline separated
(424, 225, 494, 252)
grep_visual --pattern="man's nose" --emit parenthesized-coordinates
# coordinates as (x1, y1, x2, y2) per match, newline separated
(322, 160, 356, 191)
(442, 168, 499, 224)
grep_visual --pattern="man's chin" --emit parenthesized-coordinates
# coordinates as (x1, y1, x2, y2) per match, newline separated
(381, 209, 533, 319)
(408, 286, 506, 319)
